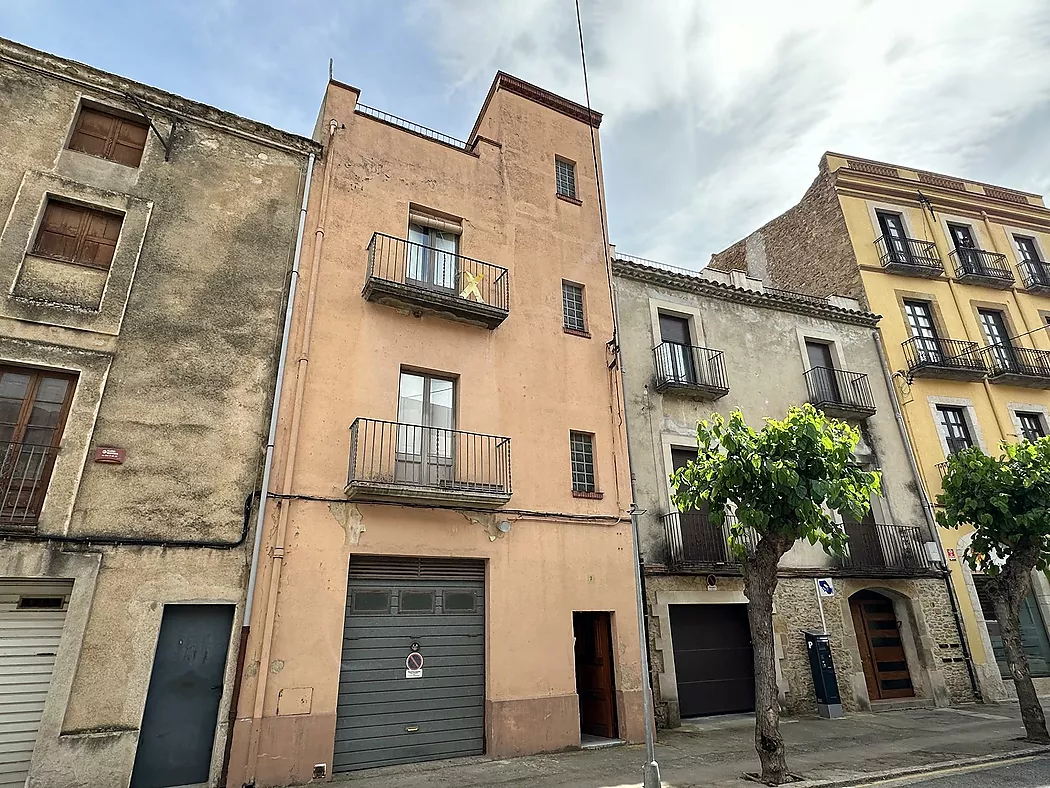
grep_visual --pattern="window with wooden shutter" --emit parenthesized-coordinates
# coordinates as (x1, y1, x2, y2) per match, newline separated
(32, 200, 123, 270)
(68, 106, 149, 167)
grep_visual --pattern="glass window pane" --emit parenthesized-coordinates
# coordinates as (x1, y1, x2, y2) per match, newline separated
(0, 373, 30, 402)
(400, 591, 435, 612)
(397, 373, 425, 426)
(35, 378, 69, 404)
(444, 591, 476, 612)
(351, 591, 390, 613)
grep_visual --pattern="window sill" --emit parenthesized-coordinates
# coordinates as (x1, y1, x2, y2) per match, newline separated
(28, 252, 112, 272)
(572, 490, 604, 500)
(563, 327, 591, 339)
(556, 193, 583, 206)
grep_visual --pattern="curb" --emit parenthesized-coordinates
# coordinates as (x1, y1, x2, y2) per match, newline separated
(788, 745, 1050, 787)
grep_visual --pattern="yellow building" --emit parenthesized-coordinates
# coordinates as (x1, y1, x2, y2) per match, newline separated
(711, 153, 1050, 702)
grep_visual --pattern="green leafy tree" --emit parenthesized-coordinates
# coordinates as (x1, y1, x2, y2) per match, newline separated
(671, 405, 880, 785)
(936, 438, 1050, 744)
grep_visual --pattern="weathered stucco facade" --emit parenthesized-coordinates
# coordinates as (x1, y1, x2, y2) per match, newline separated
(0, 38, 317, 787)
(612, 256, 974, 727)
(228, 75, 643, 787)
(711, 153, 1050, 704)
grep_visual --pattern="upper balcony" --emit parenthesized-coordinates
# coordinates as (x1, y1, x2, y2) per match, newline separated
(0, 441, 58, 532)
(363, 233, 510, 329)
(346, 418, 512, 508)
(902, 336, 987, 381)
(804, 366, 876, 419)
(652, 342, 729, 400)
(1018, 260, 1050, 295)
(875, 236, 943, 278)
(836, 523, 939, 574)
(983, 345, 1050, 389)
(949, 248, 1014, 289)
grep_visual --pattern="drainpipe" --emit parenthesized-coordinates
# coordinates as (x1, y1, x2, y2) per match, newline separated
(244, 119, 339, 783)
(872, 330, 981, 701)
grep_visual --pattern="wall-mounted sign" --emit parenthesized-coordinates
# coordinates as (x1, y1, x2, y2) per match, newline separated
(405, 651, 424, 679)
(816, 578, 835, 598)
(94, 446, 125, 464)
(946, 548, 957, 561)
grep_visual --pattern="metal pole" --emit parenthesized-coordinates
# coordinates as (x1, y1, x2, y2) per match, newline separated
(628, 502, 662, 787)
(815, 578, 828, 635)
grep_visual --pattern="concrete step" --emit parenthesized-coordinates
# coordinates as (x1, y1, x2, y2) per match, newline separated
(871, 697, 936, 713)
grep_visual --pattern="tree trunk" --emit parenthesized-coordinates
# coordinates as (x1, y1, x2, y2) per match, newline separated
(990, 548, 1050, 744)
(743, 534, 795, 785)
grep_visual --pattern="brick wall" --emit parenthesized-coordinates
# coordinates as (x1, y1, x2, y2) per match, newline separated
(709, 166, 865, 304)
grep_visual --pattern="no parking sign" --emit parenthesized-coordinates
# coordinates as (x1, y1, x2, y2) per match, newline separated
(405, 651, 424, 679)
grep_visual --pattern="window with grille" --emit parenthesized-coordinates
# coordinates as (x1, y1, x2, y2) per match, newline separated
(562, 282, 586, 332)
(569, 431, 596, 493)
(1017, 412, 1046, 441)
(32, 200, 123, 270)
(555, 157, 577, 199)
(936, 405, 974, 455)
(68, 105, 149, 167)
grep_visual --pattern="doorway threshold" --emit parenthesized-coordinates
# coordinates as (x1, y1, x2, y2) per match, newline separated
(580, 734, 626, 750)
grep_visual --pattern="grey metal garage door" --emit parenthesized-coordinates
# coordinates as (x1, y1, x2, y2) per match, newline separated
(670, 603, 754, 718)
(334, 555, 485, 773)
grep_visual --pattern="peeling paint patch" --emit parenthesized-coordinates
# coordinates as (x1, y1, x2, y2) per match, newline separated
(328, 501, 365, 545)
(269, 659, 284, 674)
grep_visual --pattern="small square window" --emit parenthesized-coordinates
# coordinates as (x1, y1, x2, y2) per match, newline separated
(570, 431, 596, 493)
(32, 199, 123, 270)
(562, 281, 586, 333)
(68, 105, 149, 168)
(555, 157, 577, 199)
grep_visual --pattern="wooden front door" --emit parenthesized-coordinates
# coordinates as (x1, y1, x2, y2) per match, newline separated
(573, 611, 618, 739)
(849, 591, 914, 700)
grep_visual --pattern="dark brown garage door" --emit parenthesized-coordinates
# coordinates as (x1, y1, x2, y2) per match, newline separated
(670, 604, 754, 717)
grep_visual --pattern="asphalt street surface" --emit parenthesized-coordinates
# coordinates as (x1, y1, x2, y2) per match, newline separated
(859, 755, 1050, 787)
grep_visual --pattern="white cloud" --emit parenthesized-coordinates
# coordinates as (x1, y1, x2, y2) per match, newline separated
(412, 0, 1050, 266)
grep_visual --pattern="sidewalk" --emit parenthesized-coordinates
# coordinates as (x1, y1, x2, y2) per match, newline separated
(330, 701, 1049, 788)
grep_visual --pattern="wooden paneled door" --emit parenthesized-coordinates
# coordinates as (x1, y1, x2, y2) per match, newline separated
(850, 591, 914, 700)
(573, 611, 618, 739)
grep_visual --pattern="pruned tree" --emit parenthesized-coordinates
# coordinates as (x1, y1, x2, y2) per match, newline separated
(936, 438, 1050, 744)
(671, 405, 880, 785)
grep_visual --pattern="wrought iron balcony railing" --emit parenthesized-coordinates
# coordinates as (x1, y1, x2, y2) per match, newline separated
(902, 336, 987, 380)
(346, 418, 512, 507)
(804, 367, 876, 418)
(661, 511, 758, 569)
(838, 523, 937, 572)
(0, 441, 59, 530)
(983, 345, 1050, 388)
(363, 233, 510, 329)
(949, 248, 1014, 288)
(875, 236, 943, 276)
(1019, 260, 1050, 294)
(652, 342, 729, 400)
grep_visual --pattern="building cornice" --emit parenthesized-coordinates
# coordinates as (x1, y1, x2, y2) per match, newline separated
(468, 71, 602, 142)
(612, 259, 880, 328)
(1, 37, 321, 158)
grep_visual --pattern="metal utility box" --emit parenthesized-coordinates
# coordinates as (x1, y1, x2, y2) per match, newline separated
(804, 630, 843, 719)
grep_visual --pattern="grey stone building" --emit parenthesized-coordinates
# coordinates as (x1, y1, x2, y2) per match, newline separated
(612, 253, 976, 728)
(0, 39, 319, 787)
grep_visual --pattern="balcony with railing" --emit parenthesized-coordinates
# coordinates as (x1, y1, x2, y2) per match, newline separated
(804, 367, 876, 419)
(1019, 260, 1050, 295)
(661, 511, 758, 569)
(949, 248, 1014, 289)
(983, 345, 1050, 389)
(837, 523, 938, 573)
(346, 418, 512, 507)
(875, 236, 943, 277)
(652, 342, 730, 400)
(363, 233, 510, 329)
(0, 441, 58, 532)
(902, 336, 987, 381)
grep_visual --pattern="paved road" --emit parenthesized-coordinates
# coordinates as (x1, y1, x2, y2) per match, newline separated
(861, 755, 1050, 787)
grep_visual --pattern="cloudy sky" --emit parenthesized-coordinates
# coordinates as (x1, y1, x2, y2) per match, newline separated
(5, 1, 1050, 267)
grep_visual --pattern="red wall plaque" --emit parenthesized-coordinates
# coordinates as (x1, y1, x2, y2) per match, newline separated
(94, 446, 125, 464)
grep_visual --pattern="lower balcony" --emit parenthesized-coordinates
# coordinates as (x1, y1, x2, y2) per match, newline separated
(346, 418, 512, 507)
(805, 367, 876, 419)
(363, 233, 509, 329)
(903, 337, 987, 381)
(985, 346, 1050, 389)
(661, 511, 757, 570)
(653, 342, 729, 400)
(837, 523, 939, 574)
(950, 248, 1014, 289)
(0, 441, 58, 532)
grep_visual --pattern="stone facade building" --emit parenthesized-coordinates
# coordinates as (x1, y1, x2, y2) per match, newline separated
(612, 254, 975, 727)
(0, 38, 318, 787)
(227, 74, 644, 786)
(710, 153, 1050, 703)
